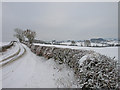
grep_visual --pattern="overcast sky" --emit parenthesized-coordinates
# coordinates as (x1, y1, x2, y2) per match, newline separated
(2, 2, 118, 42)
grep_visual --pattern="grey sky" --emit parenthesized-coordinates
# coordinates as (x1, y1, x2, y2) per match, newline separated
(2, 2, 118, 42)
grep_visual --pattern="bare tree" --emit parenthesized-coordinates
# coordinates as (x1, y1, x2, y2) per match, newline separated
(14, 28, 25, 42)
(24, 29, 36, 44)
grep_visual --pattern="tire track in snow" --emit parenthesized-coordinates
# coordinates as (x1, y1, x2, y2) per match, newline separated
(2, 44, 36, 88)
(0, 42, 19, 61)
(1, 42, 26, 67)
(0, 47, 20, 63)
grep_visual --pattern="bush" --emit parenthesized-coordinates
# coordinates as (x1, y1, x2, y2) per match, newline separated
(77, 53, 118, 89)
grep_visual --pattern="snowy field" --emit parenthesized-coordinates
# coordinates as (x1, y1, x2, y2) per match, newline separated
(61, 41, 119, 47)
(34, 43, 118, 61)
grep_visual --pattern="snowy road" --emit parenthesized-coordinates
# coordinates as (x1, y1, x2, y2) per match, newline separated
(2, 43, 79, 88)
(0, 42, 19, 62)
(0, 42, 25, 66)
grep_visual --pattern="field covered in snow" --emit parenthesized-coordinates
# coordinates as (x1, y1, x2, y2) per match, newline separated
(34, 43, 118, 61)
(61, 41, 120, 47)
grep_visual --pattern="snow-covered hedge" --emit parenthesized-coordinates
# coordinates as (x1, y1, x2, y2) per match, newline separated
(27, 44, 118, 89)
(77, 53, 118, 89)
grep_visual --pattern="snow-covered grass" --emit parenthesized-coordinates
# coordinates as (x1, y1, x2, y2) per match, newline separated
(2, 43, 79, 88)
(60, 42, 71, 46)
(33, 43, 118, 61)
(61, 40, 120, 46)
(0, 42, 10, 47)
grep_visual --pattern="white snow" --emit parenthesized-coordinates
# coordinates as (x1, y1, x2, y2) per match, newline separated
(1, 42, 118, 88)
(0, 43, 25, 66)
(78, 55, 88, 66)
(0, 42, 10, 47)
(33, 43, 118, 60)
(60, 42, 71, 46)
(60, 42, 109, 47)
(2, 43, 79, 88)
(106, 41, 119, 45)
(24, 58, 78, 88)
(0, 43, 19, 62)
(60, 41, 120, 47)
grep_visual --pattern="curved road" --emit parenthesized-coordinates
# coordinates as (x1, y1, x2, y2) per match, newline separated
(2, 43, 78, 88)
(0, 42, 26, 67)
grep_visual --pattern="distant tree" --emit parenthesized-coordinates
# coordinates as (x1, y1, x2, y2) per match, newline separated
(52, 40, 56, 44)
(67, 40, 71, 42)
(14, 28, 25, 42)
(84, 40, 91, 47)
(71, 40, 75, 44)
(24, 29, 36, 44)
(71, 40, 76, 46)
(81, 42, 83, 47)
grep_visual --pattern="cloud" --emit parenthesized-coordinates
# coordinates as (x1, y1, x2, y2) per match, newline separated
(2, 2, 118, 41)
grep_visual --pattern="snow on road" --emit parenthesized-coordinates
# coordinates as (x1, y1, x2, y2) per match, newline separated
(1, 43, 26, 66)
(2, 43, 79, 88)
(25, 58, 78, 88)
(0, 43, 19, 62)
